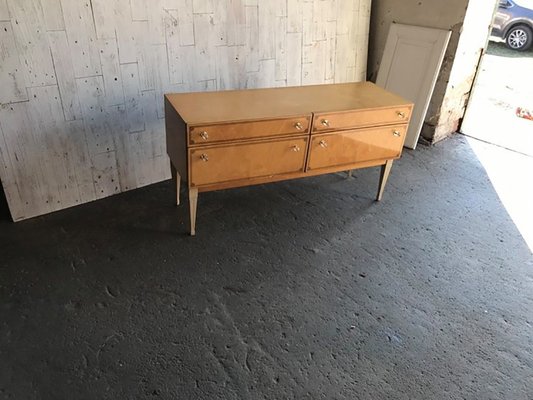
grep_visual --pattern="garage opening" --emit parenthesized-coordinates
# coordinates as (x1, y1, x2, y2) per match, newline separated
(461, 0, 533, 155)
(459, 0, 533, 250)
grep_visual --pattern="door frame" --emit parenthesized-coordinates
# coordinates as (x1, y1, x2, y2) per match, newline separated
(459, 0, 504, 135)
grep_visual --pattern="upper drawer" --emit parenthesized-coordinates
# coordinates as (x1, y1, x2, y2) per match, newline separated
(312, 106, 411, 132)
(189, 116, 311, 145)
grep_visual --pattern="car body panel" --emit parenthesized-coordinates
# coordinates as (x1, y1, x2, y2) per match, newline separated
(491, 0, 533, 39)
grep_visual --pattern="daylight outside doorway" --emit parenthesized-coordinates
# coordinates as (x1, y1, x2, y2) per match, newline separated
(460, 4, 533, 251)
(461, 38, 533, 156)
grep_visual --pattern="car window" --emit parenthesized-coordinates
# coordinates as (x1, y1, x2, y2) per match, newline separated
(514, 0, 533, 9)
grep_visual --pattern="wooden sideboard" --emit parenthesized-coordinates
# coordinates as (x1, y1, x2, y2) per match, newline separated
(165, 82, 413, 235)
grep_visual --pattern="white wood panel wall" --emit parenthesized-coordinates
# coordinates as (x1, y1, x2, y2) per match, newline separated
(0, 0, 370, 221)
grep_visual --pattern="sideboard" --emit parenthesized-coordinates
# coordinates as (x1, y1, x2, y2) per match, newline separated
(165, 82, 413, 235)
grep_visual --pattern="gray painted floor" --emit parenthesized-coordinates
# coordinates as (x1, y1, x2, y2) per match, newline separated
(1, 135, 532, 399)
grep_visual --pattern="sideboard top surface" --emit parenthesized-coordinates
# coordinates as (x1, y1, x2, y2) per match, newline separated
(165, 82, 412, 125)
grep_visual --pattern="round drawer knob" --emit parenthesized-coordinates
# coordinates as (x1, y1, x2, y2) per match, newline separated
(294, 122, 303, 130)
(393, 130, 401, 137)
(200, 153, 209, 162)
(397, 111, 406, 119)
(319, 140, 328, 148)
(199, 131, 209, 140)
(292, 145, 301, 152)
(321, 119, 330, 127)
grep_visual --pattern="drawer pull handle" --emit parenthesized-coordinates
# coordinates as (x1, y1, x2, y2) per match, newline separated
(292, 145, 301, 152)
(397, 111, 406, 119)
(200, 153, 209, 162)
(199, 131, 209, 140)
(393, 130, 402, 137)
(294, 122, 303, 130)
(319, 140, 328, 148)
(321, 119, 330, 127)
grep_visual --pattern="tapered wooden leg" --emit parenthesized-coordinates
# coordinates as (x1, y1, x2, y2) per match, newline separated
(170, 163, 181, 205)
(189, 187, 198, 236)
(376, 160, 393, 201)
(175, 172, 181, 205)
(347, 170, 353, 178)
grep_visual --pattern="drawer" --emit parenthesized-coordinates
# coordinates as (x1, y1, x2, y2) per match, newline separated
(189, 116, 311, 145)
(189, 137, 308, 186)
(312, 106, 411, 132)
(307, 125, 407, 170)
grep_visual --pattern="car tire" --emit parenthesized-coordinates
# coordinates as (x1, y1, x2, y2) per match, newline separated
(505, 25, 533, 51)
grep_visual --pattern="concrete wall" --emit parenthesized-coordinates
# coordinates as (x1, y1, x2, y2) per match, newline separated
(0, 0, 370, 221)
(368, 0, 497, 144)
(429, 0, 498, 143)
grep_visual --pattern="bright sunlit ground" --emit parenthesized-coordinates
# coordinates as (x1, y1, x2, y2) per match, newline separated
(462, 41, 533, 156)
(466, 136, 533, 252)
(462, 40, 533, 252)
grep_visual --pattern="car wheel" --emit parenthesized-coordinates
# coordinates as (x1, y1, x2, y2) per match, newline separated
(506, 25, 533, 51)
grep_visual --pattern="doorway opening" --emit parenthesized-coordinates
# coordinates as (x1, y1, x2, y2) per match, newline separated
(461, 0, 533, 156)
(459, 0, 533, 251)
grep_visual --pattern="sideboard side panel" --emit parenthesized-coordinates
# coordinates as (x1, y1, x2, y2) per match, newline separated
(165, 98, 188, 182)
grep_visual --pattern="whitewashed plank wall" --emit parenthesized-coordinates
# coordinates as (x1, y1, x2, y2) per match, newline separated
(0, 0, 371, 221)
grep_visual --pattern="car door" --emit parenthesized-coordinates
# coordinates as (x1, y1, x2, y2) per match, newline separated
(493, 0, 513, 34)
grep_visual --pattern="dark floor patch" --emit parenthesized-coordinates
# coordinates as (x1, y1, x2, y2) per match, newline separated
(0, 182, 10, 222)
(1, 136, 532, 399)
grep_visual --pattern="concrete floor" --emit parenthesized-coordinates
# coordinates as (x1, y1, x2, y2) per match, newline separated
(1, 135, 532, 399)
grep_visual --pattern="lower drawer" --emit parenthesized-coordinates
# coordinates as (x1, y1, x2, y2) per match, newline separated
(189, 137, 308, 186)
(307, 125, 407, 170)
